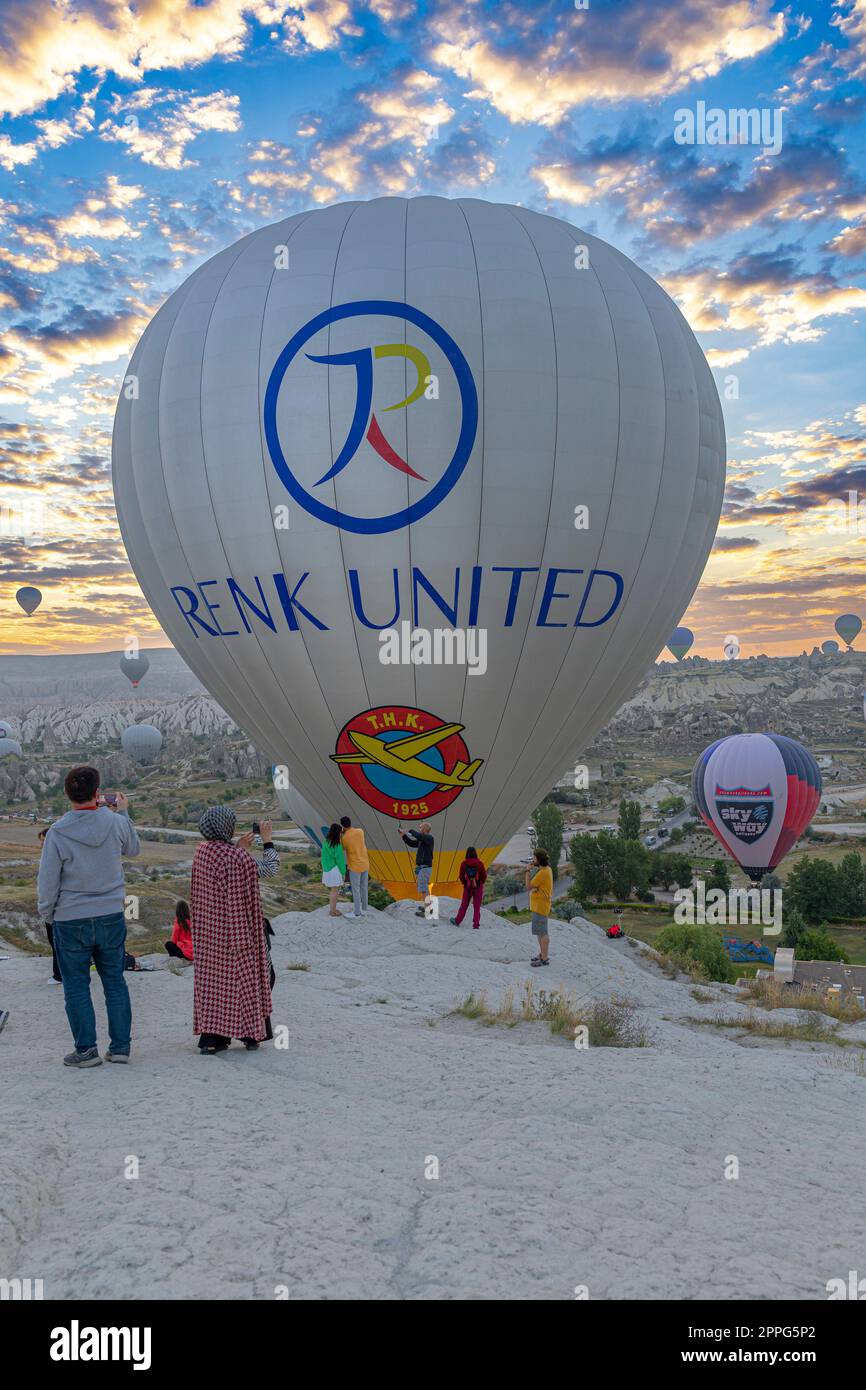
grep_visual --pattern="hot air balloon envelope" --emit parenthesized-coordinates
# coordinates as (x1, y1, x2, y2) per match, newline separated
(275, 783, 329, 851)
(694, 733, 821, 881)
(821, 639, 839, 656)
(113, 196, 726, 897)
(667, 626, 695, 661)
(121, 723, 162, 763)
(0, 738, 22, 759)
(0, 721, 13, 738)
(835, 613, 861, 647)
(16, 586, 41, 615)
(120, 653, 150, 687)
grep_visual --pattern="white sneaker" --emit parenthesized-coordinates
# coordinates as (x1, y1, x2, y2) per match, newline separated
(48, 977, 62, 985)
(345, 911, 362, 919)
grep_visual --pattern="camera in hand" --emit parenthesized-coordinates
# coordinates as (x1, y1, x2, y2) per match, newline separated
(102, 793, 119, 807)
(252, 821, 261, 835)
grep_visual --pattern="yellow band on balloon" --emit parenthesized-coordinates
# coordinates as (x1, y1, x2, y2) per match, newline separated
(369, 846, 503, 902)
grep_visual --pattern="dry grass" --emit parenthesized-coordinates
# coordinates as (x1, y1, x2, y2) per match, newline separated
(451, 982, 650, 1047)
(684, 1011, 849, 1045)
(821, 1052, 866, 1077)
(739, 974, 866, 1024)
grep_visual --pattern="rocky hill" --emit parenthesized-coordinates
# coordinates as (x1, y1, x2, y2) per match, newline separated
(599, 647, 866, 752)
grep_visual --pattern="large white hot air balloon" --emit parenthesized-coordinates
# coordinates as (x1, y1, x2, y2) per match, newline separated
(113, 196, 726, 897)
(121, 722, 163, 764)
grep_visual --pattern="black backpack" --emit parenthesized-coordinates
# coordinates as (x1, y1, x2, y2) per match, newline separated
(464, 861, 479, 884)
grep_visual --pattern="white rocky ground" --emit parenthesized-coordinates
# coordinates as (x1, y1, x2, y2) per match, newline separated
(3, 901, 865, 1301)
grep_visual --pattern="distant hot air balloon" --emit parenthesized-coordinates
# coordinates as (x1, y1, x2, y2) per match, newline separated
(723, 632, 739, 660)
(667, 626, 694, 661)
(16, 586, 42, 615)
(835, 613, 861, 648)
(113, 196, 726, 898)
(694, 733, 821, 881)
(0, 737, 22, 759)
(119, 652, 150, 687)
(0, 721, 13, 738)
(121, 723, 162, 763)
(275, 782, 329, 850)
(821, 639, 839, 656)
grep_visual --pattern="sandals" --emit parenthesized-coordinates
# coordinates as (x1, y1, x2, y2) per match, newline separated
(530, 957, 549, 968)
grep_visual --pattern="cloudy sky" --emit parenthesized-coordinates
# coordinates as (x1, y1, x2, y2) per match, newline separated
(1, 0, 865, 658)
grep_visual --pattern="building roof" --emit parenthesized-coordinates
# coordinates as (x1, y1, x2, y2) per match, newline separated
(792, 960, 866, 995)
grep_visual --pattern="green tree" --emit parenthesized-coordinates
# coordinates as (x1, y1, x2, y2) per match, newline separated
(569, 832, 612, 901)
(785, 859, 840, 924)
(667, 854, 693, 889)
(659, 795, 685, 815)
(707, 858, 731, 892)
(157, 800, 170, 827)
(781, 906, 807, 949)
(617, 798, 642, 841)
(797, 926, 848, 963)
(608, 837, 650, 900)
(835, 852, 866, 917)
(649, 851, 675, 889)
(532, 800, 564, 870)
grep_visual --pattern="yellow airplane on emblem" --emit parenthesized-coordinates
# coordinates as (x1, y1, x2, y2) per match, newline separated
(332, 722, 483, 792)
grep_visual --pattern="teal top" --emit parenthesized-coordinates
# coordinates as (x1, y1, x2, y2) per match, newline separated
(321, 840, 346, 875)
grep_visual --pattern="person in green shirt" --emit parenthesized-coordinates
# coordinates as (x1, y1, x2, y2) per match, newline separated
(321, 823, 347, 918)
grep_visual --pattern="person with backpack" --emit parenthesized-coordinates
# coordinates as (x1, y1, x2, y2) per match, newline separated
(450, 847, 487, 929)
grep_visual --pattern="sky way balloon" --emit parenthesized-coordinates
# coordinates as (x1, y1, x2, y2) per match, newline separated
(693, 733, 821, 881)
(113, 196, 726, 899)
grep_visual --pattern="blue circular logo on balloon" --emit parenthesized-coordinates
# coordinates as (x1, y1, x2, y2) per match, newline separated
(263, 300, 478, 535)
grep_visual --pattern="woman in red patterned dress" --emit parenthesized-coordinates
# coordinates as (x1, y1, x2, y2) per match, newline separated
(190, 807, 273, 1055)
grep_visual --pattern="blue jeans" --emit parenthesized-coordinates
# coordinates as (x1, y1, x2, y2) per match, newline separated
(53, 912, 131, 1055)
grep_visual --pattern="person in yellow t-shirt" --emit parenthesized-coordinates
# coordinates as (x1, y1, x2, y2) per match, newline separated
(340, 816, 369, 918)
(525, 848, 553, 966)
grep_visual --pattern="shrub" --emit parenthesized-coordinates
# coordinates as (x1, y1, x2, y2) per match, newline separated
(655, 923, 734, 983)
(368, 883, 395, 910)
(797, 927, 848, 963)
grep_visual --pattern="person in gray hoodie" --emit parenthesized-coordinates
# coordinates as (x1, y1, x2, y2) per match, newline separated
(37, 765, 140, 1068)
